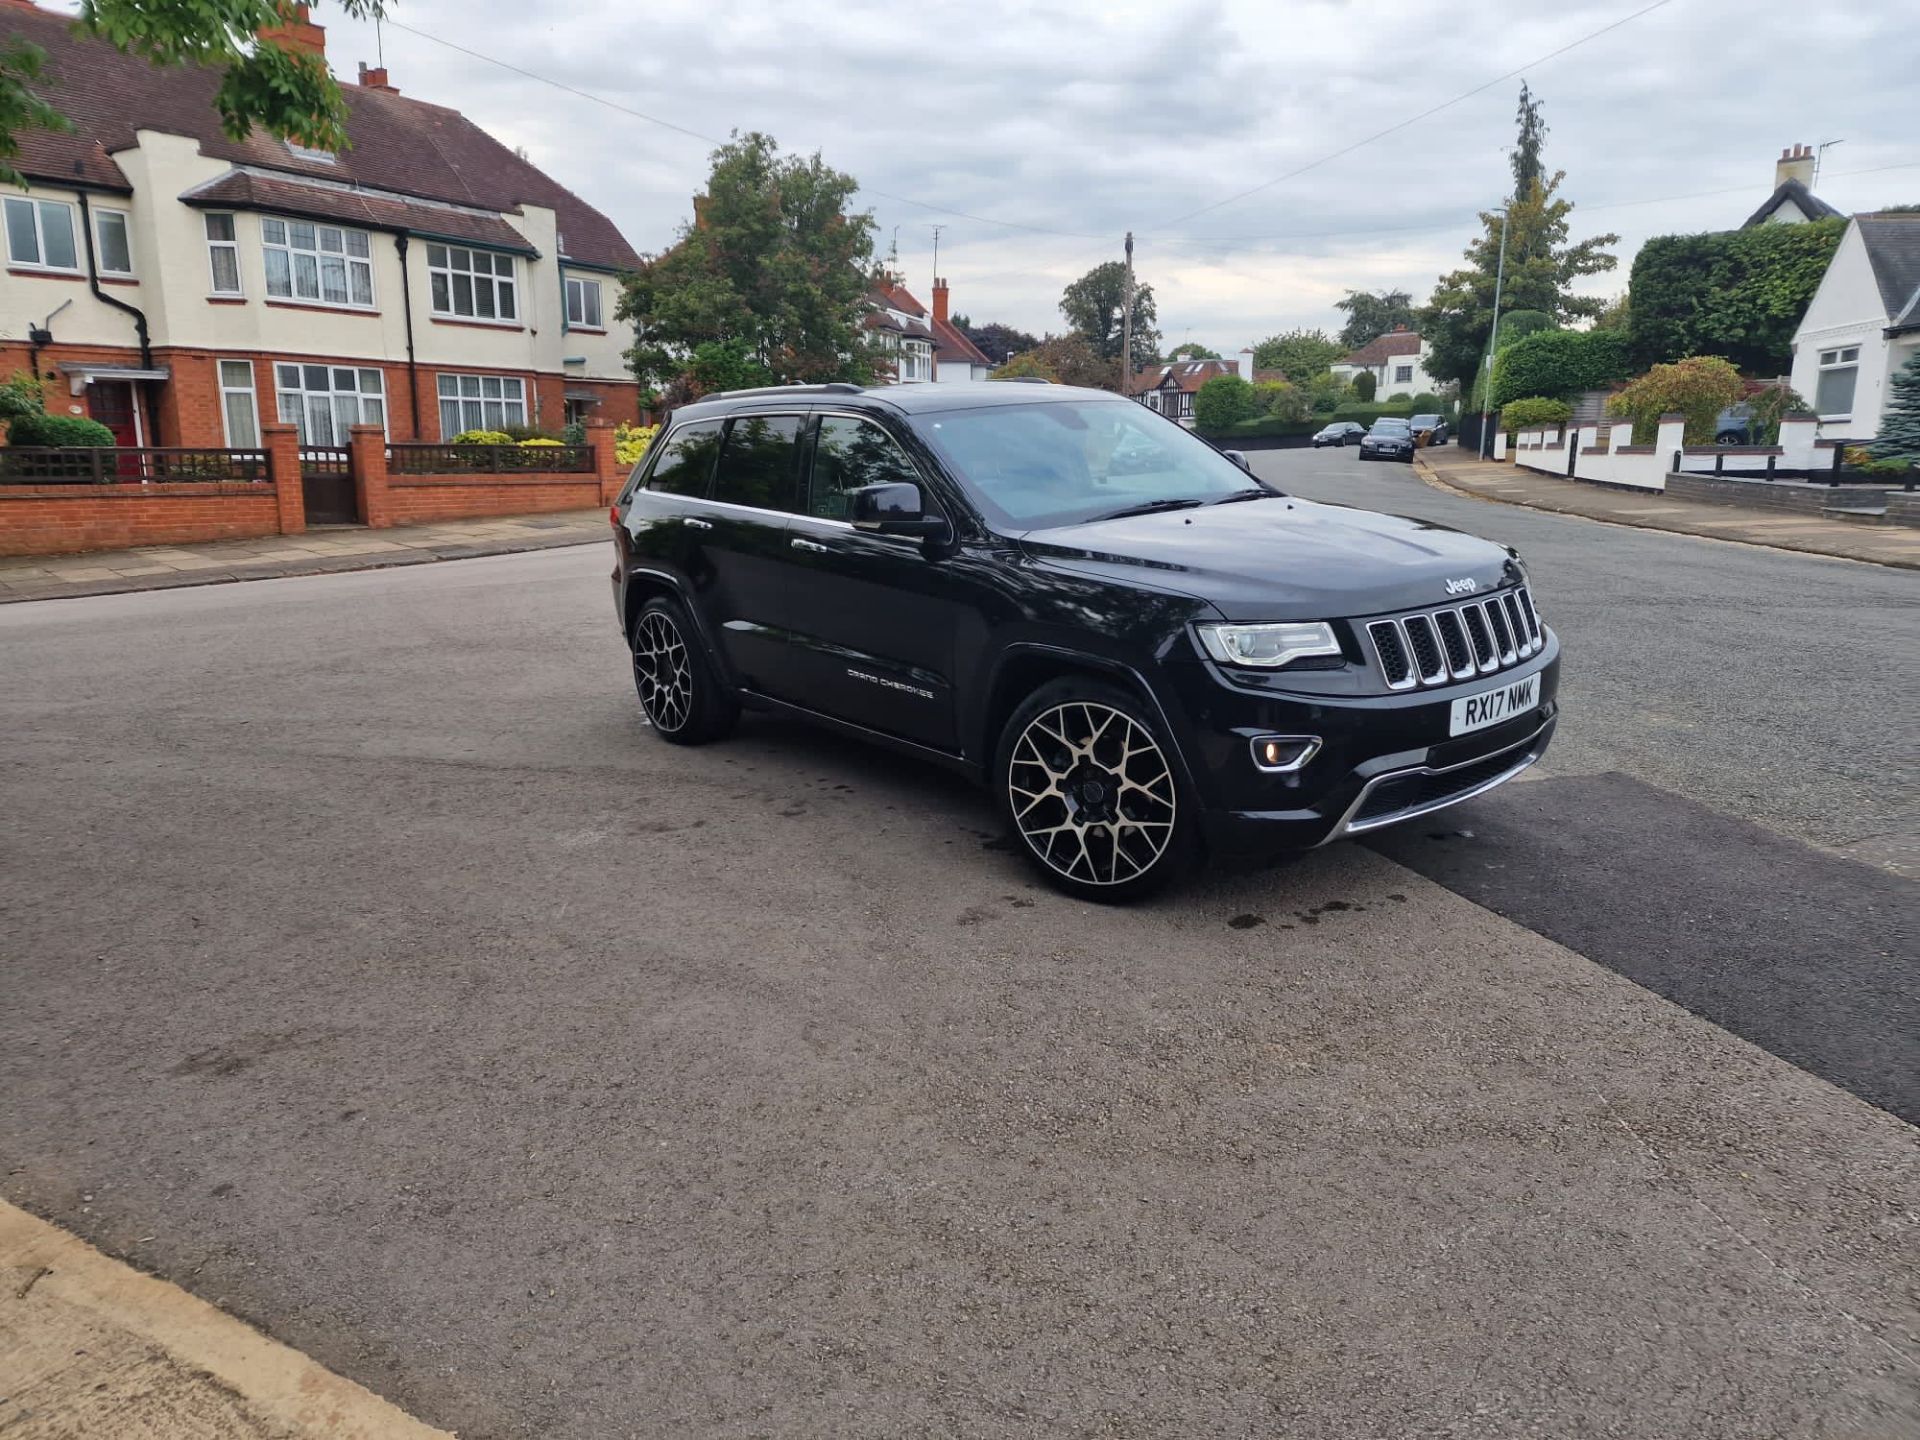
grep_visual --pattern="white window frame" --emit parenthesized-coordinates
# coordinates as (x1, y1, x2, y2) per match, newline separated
(93, 207, 134, 277)
(218, 360, 260, 448)
(204, 212, 242, 295)
(4, 195, 81, 273)
(437, 372, 528, 436)
(1393, 364, 1413, 384)
(564, 275, 603, 329)
(1815, 345, 1860, 419)
(273, 363, 387, 447)
(261, 216, 375, 310)
(427, 243, 519, 324)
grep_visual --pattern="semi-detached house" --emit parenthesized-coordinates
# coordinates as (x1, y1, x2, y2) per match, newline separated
(0, 1, 641, 456)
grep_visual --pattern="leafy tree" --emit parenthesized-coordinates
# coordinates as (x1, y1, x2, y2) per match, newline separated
(989, 334, 1116, 390)
(1488, 329, 1631, 408)
(1253, 380, 1309, 421)
(1592, 293, 1630, 332)
(1351, 370, 1377, 402)
(1192, 374, 1259, 432)
(1166, 342, 1222, 361)
(618, 132, 883, 393)
(1494, 309, 1555, 348)
(1605, 355, 1744, 445)
(1253, 329, 1345, 384)
(0, 369, 43, 423)
(1744, 382, 1813, 445)
(0, 1, 387, 185)
(1500, 396, 1572, 435)
(1870, 350, 1920, 463)
(686, 338, 772, 396)
(1306, 371, 1350, 413)
(1511, 82, 1547, 197)
(1060, 262, 1159, 365)
(1333, 289, 1416, 349)
(962, 321, 1039, 367)
(1624, 218, 1844, 373)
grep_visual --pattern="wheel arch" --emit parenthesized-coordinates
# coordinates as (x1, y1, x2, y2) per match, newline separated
(621, 565, 737, 689)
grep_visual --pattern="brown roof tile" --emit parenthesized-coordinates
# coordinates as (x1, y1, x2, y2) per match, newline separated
(1339, 328, 1422, 367)
(183, 171, 538, 252)
(932, 315, 990, 367)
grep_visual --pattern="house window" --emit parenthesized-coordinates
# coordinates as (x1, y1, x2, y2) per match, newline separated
(94, 208, 133, 276)
(4, 195, 79, 271)
(1394, 364, 1413, 384)
(262, 217, 374, 307)
(204, 214, 241, 293)
(275, 363, 385, 445)
(1815, 346, 1860, 417)
(427, 244, 517, 321)
(565, 276, 602, 328)
(219, 360, 259, 447)
(437, 373, 527, 436)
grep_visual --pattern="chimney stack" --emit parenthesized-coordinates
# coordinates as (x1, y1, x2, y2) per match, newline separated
(258, 3, 326, 60)
(1775, 143, 1815, 189)
(357, 60, 397, 93)
(932, 277, 949, 327)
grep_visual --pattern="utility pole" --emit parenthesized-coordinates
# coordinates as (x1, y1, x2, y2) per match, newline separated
(1479, 203, 1511, 460)
(1120, 231, 1135, 398)
(928, 224, 945, 296)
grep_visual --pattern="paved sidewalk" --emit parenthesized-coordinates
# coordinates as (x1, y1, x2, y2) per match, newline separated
(0, 508, 610, 603)
(1, 1199, 448, 1438)
(1417, 446, 1920, 570)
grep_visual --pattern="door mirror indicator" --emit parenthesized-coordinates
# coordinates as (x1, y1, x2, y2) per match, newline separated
(849, 481, 947, 536)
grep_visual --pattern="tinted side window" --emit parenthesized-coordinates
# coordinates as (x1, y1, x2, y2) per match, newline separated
(711, 414, 803, 512)
(645, 420, 724, 497)
(809, 416, 919, 521)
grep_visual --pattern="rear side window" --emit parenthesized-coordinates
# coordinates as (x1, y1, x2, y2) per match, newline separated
(711, 414, 803, 511)
(809, 416, 919, 520)
(645, 419, 724, 497)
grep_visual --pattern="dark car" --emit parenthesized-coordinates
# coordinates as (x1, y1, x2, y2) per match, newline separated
(1713, 404, 1754, 445)
(1312, 421, 1367, 448)
(611, 383, 1559, 900)
(1410, 413, 1448, 447)
(1358, 418, 1415, 461)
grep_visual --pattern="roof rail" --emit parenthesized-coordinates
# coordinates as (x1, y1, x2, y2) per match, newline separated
(996, 376, 1055, 385)
(704, 381, 867, 401)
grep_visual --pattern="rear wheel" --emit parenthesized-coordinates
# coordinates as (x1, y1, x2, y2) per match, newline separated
(630, 596, 737, 744)
(995, 678, 1196, 902)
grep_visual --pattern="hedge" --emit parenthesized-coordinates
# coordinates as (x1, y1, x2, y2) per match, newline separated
(6, 412, 116, 447)
(1500, 397, 1573, 434)
(1488, 330, 1631, 409)
(1330, 401, 1415, 424)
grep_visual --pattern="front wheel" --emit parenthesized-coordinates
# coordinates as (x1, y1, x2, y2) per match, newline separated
(630, 596, 738, 744)
(995, 678, 1196, 902)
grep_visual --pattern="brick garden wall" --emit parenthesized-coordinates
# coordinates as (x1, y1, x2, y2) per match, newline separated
(386, 475, 603, 524)
(1663, 473, 1898, 514)
(0, 482, 283, 556)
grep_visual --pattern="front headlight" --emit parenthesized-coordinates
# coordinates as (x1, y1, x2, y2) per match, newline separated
(1196, 621, 1343, 669)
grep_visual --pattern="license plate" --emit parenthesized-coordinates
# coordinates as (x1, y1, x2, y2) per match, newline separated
(1449, 672, 1540, 736)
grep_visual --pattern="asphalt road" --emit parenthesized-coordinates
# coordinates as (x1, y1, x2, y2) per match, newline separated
(2, 447, 1915, 1439)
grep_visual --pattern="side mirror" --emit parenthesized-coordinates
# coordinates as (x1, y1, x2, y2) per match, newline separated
(1223, 449, 1252, 474)
(849, 481, 947, 536)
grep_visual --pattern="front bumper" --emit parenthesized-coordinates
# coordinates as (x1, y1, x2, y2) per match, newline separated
(1360, 443, 1413, 461)
(1164, 637, 1561, 857)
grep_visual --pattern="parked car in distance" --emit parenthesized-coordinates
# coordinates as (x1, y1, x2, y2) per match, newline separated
(1410, 414, 1449, 446)
(1714, 404, 1754, 445)
(1312, 421, 1368, 447)
(612, 382, 1558, 901)
(1359, 418, 1415, 462)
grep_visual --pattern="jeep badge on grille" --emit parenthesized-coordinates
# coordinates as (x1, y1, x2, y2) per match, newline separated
(1444, 577, 1478, 595)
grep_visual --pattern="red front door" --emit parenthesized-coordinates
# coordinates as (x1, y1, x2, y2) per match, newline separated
(85, 381, 140, 477)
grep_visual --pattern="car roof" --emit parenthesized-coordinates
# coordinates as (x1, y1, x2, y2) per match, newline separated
(669, 381, 1126, 424)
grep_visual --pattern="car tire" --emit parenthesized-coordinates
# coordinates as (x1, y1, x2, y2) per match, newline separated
(630, 595, 738, 745)
(995, 677, 1197, 903)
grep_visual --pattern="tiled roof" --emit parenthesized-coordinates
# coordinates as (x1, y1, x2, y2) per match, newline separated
(1339, 329, 1422, 367)
(865, 282, 934, 338)
(932, 315, 991, 367)
(1741, 178, 1842, 229)
(0, 2, 639, 269)
(182, 171, 538, 253)
(1129, 359, 1239, 395)
(1854, 215, 1920, 327)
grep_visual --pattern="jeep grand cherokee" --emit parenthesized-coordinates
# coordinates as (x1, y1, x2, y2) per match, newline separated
(611, 382, 1559, 900)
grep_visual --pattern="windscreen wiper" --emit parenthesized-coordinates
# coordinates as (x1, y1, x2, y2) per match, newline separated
(1095, 497, 1207, 521)
(1206, 487, 1283, 504)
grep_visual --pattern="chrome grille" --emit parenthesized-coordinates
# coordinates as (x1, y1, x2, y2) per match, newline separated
(1365, 585, 1543, 691)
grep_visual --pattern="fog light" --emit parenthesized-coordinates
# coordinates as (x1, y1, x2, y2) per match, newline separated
(1252, 735, 1320, 772)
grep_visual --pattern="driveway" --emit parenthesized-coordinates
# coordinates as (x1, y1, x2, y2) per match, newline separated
(1, 446, 1914, 1438)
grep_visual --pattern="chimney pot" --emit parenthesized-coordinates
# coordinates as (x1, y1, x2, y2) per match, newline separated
(1774, 142, 1815, 192)
(932, 277, 949, 327)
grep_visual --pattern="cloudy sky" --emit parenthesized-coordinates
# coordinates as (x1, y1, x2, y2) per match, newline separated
(308, 0, 1919, 356)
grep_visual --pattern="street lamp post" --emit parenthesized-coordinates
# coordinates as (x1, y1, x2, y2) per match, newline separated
(1479, 203, 1511, 461)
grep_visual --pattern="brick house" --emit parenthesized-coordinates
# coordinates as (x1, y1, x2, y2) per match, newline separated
(0, 0, 642, 454)
(864, 280, 937, 383)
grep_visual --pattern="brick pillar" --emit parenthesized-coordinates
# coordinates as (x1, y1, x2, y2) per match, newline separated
(349, 424, 392, 528)
(586, 417, 623, 504)
(262, 422, 305, 535)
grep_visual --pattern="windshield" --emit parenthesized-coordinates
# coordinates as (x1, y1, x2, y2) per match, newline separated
(918, 398, 1265, 530)
(1410, 414, 1440, 427)
(1370, 419, 1411, 434)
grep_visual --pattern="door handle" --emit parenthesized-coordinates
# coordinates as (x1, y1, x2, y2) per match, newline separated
(683, 517, 713, 530)
(790, 537, 830, 554)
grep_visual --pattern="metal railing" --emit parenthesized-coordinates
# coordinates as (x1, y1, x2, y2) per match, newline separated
(0, 446, 271, 485)
(299, 445, 352, 477)
(386, 443, 593, 475)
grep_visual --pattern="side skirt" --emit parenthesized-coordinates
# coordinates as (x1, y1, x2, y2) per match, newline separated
(737, 688, 983, 784)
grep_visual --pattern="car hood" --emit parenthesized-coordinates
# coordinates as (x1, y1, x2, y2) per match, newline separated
(1019, 496, 1522, 620)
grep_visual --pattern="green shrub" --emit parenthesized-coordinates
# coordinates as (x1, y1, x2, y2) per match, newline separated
(1626, 218, 1844, 372)
(1253, 380, 1309, 421)
(7, 411, 116, 447)
(451, 429, 515, 445)
(1606, 355, 1744, 445)
(1218, 416, 1319, 438)
(1500, 397, 1573, 434)
(1494, 309, 1555, 349)
(0, 370, 43, 423)
(560, 420, 587, 446)
(502, 422, 562, 443)
(1351, 371, 1377, 402)
(1488, 329, 1631, 409)
(1192, 374, 1260, 432)
(518, 437, 563, 447)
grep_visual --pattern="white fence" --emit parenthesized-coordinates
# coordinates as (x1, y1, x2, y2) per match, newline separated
(1497, 414, 1833, 491)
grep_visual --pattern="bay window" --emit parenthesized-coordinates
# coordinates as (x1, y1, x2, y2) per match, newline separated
(275, 364, 386, 446)
(438, 373, 527, 435)
(262, 217, 375, 307)
(428, 244, 517, 321)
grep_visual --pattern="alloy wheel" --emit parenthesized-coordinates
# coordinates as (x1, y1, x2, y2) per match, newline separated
(633, 610, 693, 732)
(1008, 701, 1177, 886)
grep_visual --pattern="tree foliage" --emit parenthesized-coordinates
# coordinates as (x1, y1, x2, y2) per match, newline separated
(1511, 82, 1547, 197)
(1253, 380, 1309, 421)
(1494, 309, 1555, 348)
(989, 334, 1116, 390)
(1624, 218, 1844, 374)
(1060, 262, 1159, 365)
(1166, 342, 1222, 361)
(1351, 370, 1377, 402)
(1192, 374, 1259, 432)
(1333, 288, 1416, 349)
(1605, 355, 1744, 445)
(1500, 396, 1572, 434)
(1488, 329, 1631, 408)
(962, 321, 1040, 367)
(1252, 329, 1344, 384)
(1870, 350, 1920, 463)
(617, 132, 882, 394)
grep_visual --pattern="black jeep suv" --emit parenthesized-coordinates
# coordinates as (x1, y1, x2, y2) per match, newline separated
(611, 382, 1559, 900)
